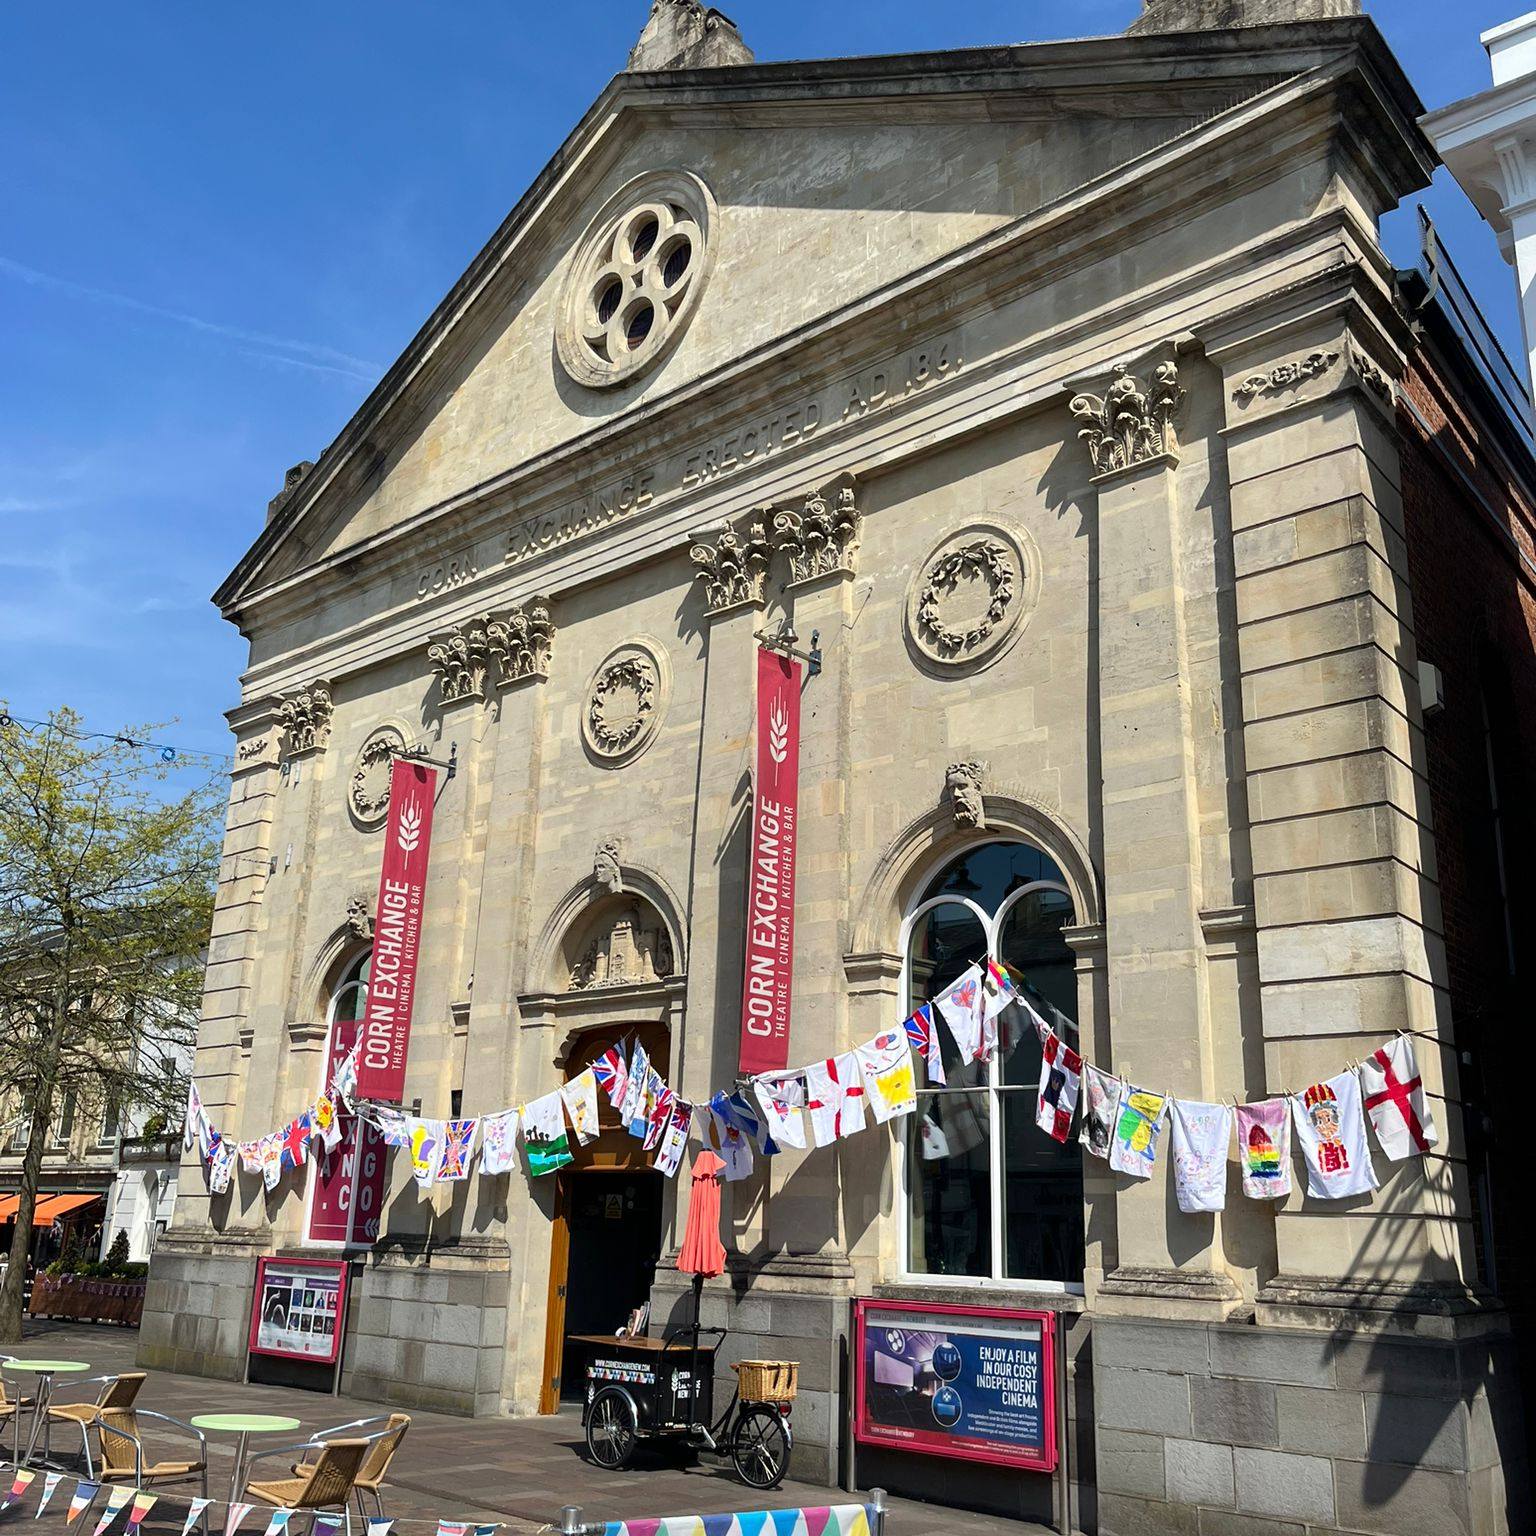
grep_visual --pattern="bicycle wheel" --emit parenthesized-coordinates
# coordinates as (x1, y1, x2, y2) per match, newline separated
(731, 1406, 792, 1490)
(586, 1387, 639, 1470)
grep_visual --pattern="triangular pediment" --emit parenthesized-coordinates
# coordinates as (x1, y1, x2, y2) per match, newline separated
(221, 22, 1395, 616)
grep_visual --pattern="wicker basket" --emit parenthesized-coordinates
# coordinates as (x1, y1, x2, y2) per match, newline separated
(733, 1359, 799, 1403)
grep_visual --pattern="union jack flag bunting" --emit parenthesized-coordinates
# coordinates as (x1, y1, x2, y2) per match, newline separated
(592, 1043, 630, 1111)
(278, 1114, 311, 1170)
(436, 1118, 478, 1181)
(903, 1002, 946, 1086)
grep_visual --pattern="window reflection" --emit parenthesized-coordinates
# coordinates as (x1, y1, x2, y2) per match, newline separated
(904, 843, 1085, 1288)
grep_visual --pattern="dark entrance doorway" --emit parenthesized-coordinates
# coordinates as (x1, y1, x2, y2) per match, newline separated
(557, 1168, 664, 1403)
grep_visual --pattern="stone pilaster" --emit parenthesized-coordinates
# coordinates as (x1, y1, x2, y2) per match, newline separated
(1076, 358, 1242, 1318)
(1203, 307, 1477, 1321)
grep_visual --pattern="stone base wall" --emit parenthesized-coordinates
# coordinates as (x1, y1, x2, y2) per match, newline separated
(1094, 1313, 1532, 1535)
(650, 1262, 850, 1486)
(140, 1233, 512, 1418)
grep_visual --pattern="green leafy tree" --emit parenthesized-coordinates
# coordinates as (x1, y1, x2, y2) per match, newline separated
(0, 708, 221, 1342)
(104, 1228, 132, 1274)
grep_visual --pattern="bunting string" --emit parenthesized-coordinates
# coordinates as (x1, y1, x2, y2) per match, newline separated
(183, 953, 1443, 1211)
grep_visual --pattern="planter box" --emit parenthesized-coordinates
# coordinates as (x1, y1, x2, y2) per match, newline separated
(28, 1274, 145, 1326)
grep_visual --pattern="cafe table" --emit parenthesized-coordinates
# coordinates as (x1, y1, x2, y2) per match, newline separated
(2, 1358, 90, 1469)
(188, 1414, 303, 1502)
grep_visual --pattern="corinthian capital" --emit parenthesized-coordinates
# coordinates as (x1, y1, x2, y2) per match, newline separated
(1069, 360, 1184, 478)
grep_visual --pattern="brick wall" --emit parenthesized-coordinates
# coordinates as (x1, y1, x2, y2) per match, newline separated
(1396, 346, 1536, 1367)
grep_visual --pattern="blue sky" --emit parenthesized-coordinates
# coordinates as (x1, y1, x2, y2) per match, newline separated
(0, 0, 1521, 760)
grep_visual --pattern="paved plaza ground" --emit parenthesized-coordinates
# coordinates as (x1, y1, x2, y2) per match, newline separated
(2, 1322, 1039, 1535)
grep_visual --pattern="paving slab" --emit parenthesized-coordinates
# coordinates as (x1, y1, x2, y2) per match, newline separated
(2, 1321, 1045, 1535)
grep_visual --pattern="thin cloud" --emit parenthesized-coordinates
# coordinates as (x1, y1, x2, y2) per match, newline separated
(0, 253, 382, 383)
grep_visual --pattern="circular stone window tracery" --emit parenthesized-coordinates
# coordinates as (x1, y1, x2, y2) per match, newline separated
(582, 642, 669, 766)
(905, 522, 1039, 676)
(557, 170, 717, 390)
(349, 726, 405, 829)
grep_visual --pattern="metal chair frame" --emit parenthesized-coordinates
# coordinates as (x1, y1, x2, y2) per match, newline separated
(88, 1408, 210, 1513)
(289, 1415, 407, 1520)
(243, 1427, 394, 1528)
(48, 1372, 145, 1477)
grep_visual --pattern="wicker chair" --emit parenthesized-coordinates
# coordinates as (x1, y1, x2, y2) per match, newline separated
(290, 1414, 411, 1519)
(94, 1408, 208, 1495)
(244, 1438, 369, 1517)
(49, 1371, 146, 1475)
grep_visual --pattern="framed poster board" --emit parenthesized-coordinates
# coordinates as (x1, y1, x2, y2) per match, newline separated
(853, 1299, 1058, 1472)
(248, 1256, 349, 1366)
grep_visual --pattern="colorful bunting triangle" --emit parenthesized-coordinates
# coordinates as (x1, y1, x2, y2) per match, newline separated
(770, 1514, 803, 1536)
(2, 1471, 36, 1513)
(703, 1516, 737, 1536)
(92, 1487, 135, 1536)
(34, 1474, 64, 1520)
(125, 1494, 158, 1535)
(802, 1512, 833, 1536)
(224, 1503, 255, 1536)
(179, 1500, 213, 1536)
(309, 1519, 342, 1536)
(736, 1516, 770, 1536)
(66, 1482, 101, 1526)
(364, 1521, 395, 1536)
(259, 1512, 292, 1536)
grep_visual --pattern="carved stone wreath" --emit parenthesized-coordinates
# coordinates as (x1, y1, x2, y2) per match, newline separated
(905, 522, 1036, 674)
(349, 726, 405, 829)
(582, 643, 668, 765)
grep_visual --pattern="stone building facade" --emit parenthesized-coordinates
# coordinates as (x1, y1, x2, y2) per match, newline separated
(142, 2, 1534, 1530)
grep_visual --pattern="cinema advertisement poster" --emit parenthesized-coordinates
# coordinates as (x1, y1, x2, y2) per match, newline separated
(853, 1300, 1057, 1471)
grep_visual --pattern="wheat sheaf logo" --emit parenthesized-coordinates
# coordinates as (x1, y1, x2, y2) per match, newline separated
(768, 699, 790, 769)
(397, 799, 423, 858)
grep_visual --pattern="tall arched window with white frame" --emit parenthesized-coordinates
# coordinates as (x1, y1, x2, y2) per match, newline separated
(901, 841, 1085, 1291)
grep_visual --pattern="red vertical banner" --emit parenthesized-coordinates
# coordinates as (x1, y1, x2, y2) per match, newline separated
(739, 648, 802, 1076)
(355, 758, 438, 1102)
(307, 1017, 386, 1247)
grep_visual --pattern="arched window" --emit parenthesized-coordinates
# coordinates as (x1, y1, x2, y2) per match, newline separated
(901, 842, 1084, 1290)
(304, 950, 385, 1248)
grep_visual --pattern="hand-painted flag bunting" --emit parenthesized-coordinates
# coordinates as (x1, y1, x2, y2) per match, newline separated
(408, 1118, 445, 1186)
(435, 1118, 478, 1181)
(434, 1523, 469, 1536)
(934, 964, 984, 1065)
(592, 1044, 630, 1112)
(1360, 1034, 1438, 1160)
(1034, 1023, 1083, 1143)
(854, 1031, 916, 1124)
(654, 1099, 694, 1178)
(980, 958, 1016, 1063)
(364, 1520, 395, 1536)
(259, 1511, 291, 1536)
(1169, 1099, 1233, 1213)
(479, 1107, 520, 1177)
(224, 1504, 255, 1536)
(560, 1068, 602, 1147)
(1109, 1084, 1168, 1179)
(279, 1113, 311, 1170)
(1236, 1099, 1292, 1200)
(752, 1076, 808, 1150)
(522, 1090, 573, 1177)
(707, 1094, 754, 1181)
(619, 1043, 652, 1133)
(125, 1494, 158, 1535)
(1291, 1073, 1378, 1199)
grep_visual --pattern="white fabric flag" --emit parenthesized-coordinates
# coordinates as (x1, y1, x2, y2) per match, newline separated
(208, 1140, 237, 1195)
(1292, 1073, 1378, 1199)
(1108, 1084, 1168, 1180)
(979, 960, 1016, 1064)
(367, 1105, 412, 1148)
(619, 1043, 651, 1132)
(753, 1077, 808, 1151)
(654, 1101, 694, 1178)
(1236, 1099, 1293, 1201)
(1079, 1066, 1121, 1162)
(1169, 1099, 1233, 1213)
(804, 1053, 865, 1146)
(933, 964, 985, 1066)
(184, 1081, 206, 1154)
(1359, 1035, 1439, 1160)
(407, 1119, 444, 1188)
(560, 1069, 601, 1147)
(708, 1102, 754, 1181)
(480, 1108, 521, 1176)
(1034, 1023, 1083, 1143)
(855, 1031, 917, 1124)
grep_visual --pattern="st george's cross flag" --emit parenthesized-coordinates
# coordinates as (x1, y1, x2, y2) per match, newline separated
(1359, 1034, 1438, 1160)
(1034, 1022, 1084, 1143)
(902, 1003, 946, 1086)
(934, 963, 985, 1065)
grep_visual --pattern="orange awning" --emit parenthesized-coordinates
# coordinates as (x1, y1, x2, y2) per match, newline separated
(28, 1194, 104, 1225)
(0, 1195, 18, 1222)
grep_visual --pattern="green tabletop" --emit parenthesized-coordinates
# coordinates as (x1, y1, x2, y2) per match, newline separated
(189, 1414, 301, 1434)
(1, 1360, 89, 1373)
